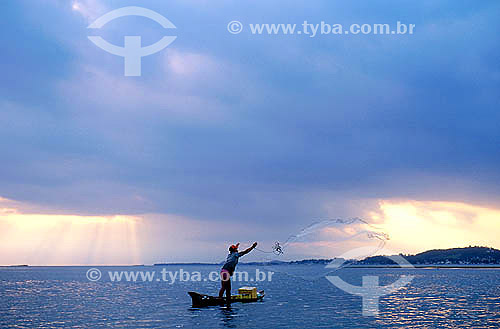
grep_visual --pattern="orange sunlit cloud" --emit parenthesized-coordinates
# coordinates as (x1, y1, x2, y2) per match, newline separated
(0, 197, 254, 265)
(2, 196, 499, 265)
(370, 200, 500, 254)
(0, 197, 142, 266)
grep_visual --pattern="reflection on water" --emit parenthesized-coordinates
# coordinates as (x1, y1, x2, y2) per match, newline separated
(219, 306, 237, 328)
(1, 265, 500, 328)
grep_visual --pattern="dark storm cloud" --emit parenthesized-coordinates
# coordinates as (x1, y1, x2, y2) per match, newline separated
(1, 0, 499, 224)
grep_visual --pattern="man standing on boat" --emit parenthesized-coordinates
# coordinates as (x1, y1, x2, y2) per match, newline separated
(219, 242, 258, 304)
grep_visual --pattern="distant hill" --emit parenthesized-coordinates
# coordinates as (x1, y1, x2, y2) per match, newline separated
(359, 246, 500, 265)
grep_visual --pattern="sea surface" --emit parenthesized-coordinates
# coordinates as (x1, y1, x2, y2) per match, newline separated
(1, 265, 499, 328)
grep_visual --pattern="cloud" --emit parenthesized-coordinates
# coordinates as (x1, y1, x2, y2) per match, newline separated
(71, 0, 107, 21)
(0, 0, 499, 258)
(0, 196, 142, 265)
(0, 196, 277, 265)
(165, 50, 218, 76)
(1, 194, 499, 265)
(371, 200, 500, 253)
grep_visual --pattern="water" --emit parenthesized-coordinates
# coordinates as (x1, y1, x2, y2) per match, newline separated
(1, 265, 499, 328)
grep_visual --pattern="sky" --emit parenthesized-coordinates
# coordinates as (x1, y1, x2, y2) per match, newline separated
(0, 0, 499, 265)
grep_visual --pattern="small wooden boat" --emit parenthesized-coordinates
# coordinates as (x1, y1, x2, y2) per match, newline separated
(188, 290, 265, 307)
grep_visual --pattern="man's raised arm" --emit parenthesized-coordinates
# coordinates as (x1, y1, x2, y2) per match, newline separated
(239, 242, 258, 257)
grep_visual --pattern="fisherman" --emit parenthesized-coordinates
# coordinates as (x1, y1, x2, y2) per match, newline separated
(219, 242, 258, 305)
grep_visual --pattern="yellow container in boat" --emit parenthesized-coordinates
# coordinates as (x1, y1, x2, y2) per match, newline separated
(238, 287, 257, 299)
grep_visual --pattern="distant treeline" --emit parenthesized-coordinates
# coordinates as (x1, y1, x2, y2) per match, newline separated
(359, 246, 500, 265)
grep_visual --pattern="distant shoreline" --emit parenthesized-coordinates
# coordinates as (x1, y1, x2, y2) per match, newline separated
(4, 247, 500, 268)
(2, 264, 500, 268)
(152, 262, 500, 269)
(344, 264, 500, 269)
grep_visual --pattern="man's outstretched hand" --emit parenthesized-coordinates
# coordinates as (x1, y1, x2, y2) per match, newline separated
(240, 242, 258, 256)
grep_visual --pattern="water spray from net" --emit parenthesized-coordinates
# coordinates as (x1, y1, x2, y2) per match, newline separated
(252, 217, 390, 280)
(255, 217, 388, 256)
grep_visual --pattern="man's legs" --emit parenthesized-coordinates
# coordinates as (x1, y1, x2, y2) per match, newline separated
(219, 270, 232, 304)
(219, 281, 225, 298)
(224, 277, 231, 305)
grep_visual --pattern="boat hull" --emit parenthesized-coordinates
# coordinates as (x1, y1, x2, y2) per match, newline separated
(188, 291, 265, 307)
